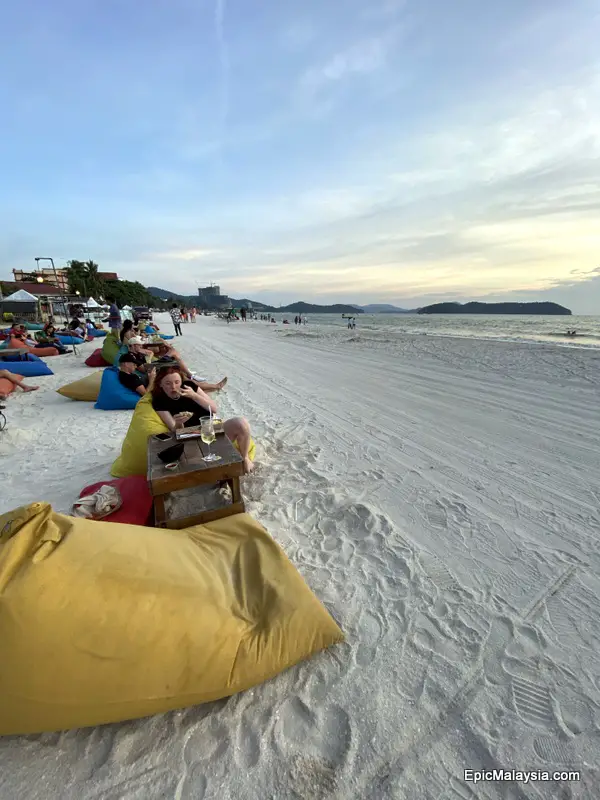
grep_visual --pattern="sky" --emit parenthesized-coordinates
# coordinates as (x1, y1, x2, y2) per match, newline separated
(1, 0, 599, 312)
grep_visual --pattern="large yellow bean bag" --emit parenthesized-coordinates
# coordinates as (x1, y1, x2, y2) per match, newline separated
(111, 393, 168, 477)
(0, 503, 343, 734)
(111, 395, 257, 477)
(56, 370, 104, 401)
(101, 330, 121, 366)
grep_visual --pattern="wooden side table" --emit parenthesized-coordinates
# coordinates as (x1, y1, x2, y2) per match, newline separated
(147, 432, 245, 528)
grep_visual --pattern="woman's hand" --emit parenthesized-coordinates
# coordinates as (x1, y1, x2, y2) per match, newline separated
(179, 386, 196, 400)
(172, 413, 188, 428)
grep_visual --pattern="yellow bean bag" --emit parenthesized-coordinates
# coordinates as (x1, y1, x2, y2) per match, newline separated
(112, 395, 257, 477)
(111, 393, 168, 477)
(56, 370, 104, 401)
(101, 330, 121, 366)
(0, 502, 343, 734)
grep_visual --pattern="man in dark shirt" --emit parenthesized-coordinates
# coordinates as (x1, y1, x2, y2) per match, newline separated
(118, 354, 147, 396)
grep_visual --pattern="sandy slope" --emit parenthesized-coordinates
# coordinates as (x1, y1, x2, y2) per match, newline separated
(1, 315, 599, 799)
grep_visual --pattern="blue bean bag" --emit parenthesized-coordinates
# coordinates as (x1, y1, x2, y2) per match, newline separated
(89, 329, 107, 338)
(1, 353, 42, 363)
(144, 325, 157, 334)
(57, 335, 84, 346)
(160, 334, 174, 340)
(0, 360, 53, 377)
(94, 367, 140, 411)
(113, 344, 129, 367)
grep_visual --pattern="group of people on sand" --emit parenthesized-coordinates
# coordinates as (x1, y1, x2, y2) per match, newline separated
(115, 324, 254, 474)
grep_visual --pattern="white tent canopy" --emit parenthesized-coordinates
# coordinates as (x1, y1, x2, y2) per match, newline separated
(85, 297, 101, 308)
(122, 305, 132, 310)
(3, 289, 38, 302)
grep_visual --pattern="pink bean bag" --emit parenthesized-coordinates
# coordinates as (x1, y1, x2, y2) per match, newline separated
(77, 476, 153, 526)
(85, 348, 110, 367)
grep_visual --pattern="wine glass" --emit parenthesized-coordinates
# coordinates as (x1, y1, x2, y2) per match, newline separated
(200, 418, 221, 462)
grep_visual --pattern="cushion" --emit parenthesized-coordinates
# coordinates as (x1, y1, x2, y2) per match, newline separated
(90, 329, 107, 338)
(0, 353, 41, 362)
(56, 371, 104, 402)
(111, 394, 168, 476)
(0, 360, 53, 377)
(9, 338, 59, 357)
(85, 348, 110, 367)
(24, 323, 44, 330)
(94, 367, 140, 411)
(78, 476, 153, 525)
(57, 335, 84, 345)
(0, 503, 343, 734)
(101, 331, 121, 365)
(0, 373, 22, 397)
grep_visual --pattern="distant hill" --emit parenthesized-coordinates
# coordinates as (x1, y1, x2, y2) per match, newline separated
(147, 287, 361, 314)
(356, 303, 413, 314)
(418, 301, 572, 316)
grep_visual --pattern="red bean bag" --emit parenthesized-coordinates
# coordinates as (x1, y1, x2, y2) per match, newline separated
(85, 348, 110, 367)
(77, 476, 153, 526)
(8, 338, 59, 357)
(0, 373, 22, 398)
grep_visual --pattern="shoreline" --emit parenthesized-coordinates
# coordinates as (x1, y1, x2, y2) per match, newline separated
(1, 314, 599, 799)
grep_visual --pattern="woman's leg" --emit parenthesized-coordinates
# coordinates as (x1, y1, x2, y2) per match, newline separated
(223, 417, 254, 474)
(193, 378, 228, 393)
(0, 370, 39, 392)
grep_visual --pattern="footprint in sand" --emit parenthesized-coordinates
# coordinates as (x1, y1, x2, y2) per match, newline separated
(177, 764, 208, 800)
(273, 697, 352, 766)
(533, 736, 576, 766)
(510, 675, 556, 730)
(354, 609, 386, 666)
(423, 499, 448, 530)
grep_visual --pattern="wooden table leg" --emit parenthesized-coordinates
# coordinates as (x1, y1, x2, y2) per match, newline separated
(230, 477, 245, 510)
(154, 494, 167, 527)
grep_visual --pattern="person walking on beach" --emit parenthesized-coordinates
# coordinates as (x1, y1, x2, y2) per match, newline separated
(106, 297, 122, 332)
(170, 304, 183, 336)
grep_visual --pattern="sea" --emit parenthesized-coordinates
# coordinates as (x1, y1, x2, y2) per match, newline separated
(272, 314, 600, 350)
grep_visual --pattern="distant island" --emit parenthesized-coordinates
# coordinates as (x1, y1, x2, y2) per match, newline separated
(418, 302, 572, 316)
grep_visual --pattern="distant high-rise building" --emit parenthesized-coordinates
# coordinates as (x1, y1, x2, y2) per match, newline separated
(198, 284, 230, 309)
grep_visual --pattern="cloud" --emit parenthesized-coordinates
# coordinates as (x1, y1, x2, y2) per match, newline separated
(298, 35, 391, 96)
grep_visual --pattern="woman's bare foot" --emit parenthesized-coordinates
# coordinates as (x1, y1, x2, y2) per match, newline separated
(217, 377, 228, 390)
(243, 456, 255, 475)
(22, 385, 39, 393)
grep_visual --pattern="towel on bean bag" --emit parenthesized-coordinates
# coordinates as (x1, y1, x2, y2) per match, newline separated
(0, 360, 53, 377)
(94, 367, 140, 411)
(111, 394, 168, 476)
(85, 348, 110, 367)
(57, 371, 104, 402)
(0, 502, 343, 735)
(101, 331, 121, 365)
(8, 337, 59, 357)
(77, 476, 153, 525)
(0, 373, 22, 397)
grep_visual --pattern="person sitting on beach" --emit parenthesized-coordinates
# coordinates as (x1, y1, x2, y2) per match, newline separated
(35, 323, 70, 353)
(68, 318, 86, 338)
(127, 337, 154, 372)
(148, 341, 228, 392)
(0, 370, 39, 400)
(120, 319, 139, 345)
(117, 353, 148, 396)
(151, 367, 255, 474)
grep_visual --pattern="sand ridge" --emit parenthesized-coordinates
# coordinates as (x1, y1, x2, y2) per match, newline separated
(0, 314, 598, 799)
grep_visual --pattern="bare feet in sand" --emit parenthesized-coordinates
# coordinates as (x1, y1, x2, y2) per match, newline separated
(243, 457, 255, 475)
(217, 377, 228, 390)
(22, 385, 39, 393)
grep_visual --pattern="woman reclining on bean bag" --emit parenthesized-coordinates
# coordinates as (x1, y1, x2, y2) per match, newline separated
(150, 366, 255, 474)
(35, 324, 71, 354)
(8, 335, 60, 358)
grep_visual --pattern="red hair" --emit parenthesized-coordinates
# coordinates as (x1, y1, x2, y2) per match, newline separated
(151, 367, 187, 400)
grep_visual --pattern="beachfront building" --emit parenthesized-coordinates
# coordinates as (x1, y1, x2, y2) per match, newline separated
(13, 267, 70, 291)
(197, 284, 231, 310)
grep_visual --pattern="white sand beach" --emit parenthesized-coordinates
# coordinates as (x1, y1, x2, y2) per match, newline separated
(1, 314, 599, 799)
